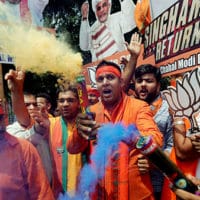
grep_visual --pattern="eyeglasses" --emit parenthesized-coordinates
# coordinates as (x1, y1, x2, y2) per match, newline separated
(24, 102, 37, 107)
(57, 98, 77, 104)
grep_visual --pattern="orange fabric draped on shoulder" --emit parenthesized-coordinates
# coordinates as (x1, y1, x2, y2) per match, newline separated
(89, 94, 162, 200)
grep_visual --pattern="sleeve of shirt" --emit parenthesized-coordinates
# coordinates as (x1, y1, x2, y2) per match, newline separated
(79, 20, 91, 51)
(28, 0, 49, 26)
(135, 102, 163, 147)
(163, 114, 173, 153)
(22, 140, 54, 200)
(120, 0, 136, 33)
(67, 128, 89, 154)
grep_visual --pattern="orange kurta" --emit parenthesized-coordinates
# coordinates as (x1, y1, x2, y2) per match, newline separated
(0, 133, 54, 200)
(68, 92, 163, 200)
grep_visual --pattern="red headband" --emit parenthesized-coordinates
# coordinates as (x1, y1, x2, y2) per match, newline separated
(95, 66, 121, 79)
(87, 88, 100, 97)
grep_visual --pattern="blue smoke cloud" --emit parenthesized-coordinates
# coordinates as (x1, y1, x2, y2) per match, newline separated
(58, 123, 140, 200)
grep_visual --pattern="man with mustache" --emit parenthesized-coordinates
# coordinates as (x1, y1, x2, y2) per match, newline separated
(68, 60, 163, 199)
(134, 64, 173, 200)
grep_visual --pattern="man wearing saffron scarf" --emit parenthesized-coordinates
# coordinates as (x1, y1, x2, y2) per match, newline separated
(49, 86, 88, 198)
(68, 60, 163, 199)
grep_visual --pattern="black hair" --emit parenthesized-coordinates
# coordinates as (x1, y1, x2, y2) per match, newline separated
(134, 64, 161, 82)
(36, 93, 52, 104)
(56, 84, 79, 99)
(96, 60, 121, 73)
(23, 91, 36, 97)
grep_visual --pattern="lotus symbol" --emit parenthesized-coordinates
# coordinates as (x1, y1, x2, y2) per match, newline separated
(163, 68, 200, 133)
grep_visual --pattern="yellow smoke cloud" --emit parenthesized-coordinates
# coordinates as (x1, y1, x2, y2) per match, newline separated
(0, 2, 82, 81)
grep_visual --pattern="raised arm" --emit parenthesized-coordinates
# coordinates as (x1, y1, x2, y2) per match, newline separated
(79, 1, 91, 51)
(5, 69, 31, 127)
(122, 32, 142, 92)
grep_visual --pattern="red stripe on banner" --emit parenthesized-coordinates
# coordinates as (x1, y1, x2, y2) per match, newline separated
(92, 25, 107, 40)
(96, 40, 117, 58)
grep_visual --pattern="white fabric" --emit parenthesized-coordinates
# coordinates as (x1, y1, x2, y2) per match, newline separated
(80, 0, 136, 61)
(28, 0, 49, 26)
(91, 23, 119, 60)
(149, 0, 177, 19)
(0, 0, 49, 26)
(1, 2, 21, 23)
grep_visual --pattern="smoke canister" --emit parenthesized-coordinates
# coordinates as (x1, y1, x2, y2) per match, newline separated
(76, 75, 96, 140)
(136, 136, 198, 193)
(76, 75, 89, 114)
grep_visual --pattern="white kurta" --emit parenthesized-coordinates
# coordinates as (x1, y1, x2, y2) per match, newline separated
(79, 0, 136, 61)
(0, 0, 49, 26)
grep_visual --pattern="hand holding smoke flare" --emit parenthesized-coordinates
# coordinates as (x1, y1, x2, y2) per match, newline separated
(58, 123, 199, 200)
(59, 123, 140, 200)
(136, 136, 199, 194)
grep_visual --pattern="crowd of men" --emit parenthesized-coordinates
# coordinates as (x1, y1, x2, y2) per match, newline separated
(1, 31, 200, 200)
(0, 0, 200, 200)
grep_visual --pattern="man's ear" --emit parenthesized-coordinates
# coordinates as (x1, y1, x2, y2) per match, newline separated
(47, 103, 51, 111)
(157, 82, 161, 93)
(120, 77, 125, 88)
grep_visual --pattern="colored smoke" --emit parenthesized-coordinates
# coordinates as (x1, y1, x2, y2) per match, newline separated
(0, 2, 82, 81)
(58, 123, 140, 200)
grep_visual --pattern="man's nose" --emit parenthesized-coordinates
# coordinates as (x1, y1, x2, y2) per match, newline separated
(63, 100, 70, 106)
(102, 77, 109, 84)
(141, 80, 147, 86)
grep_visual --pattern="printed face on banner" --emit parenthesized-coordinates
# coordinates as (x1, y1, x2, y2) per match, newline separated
(79, 0, 135, 62)
(82, 0, 200, 86)
(96, 0, 110, 23)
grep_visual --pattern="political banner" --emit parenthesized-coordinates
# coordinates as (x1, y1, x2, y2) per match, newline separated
(82, 0, 200, 86)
